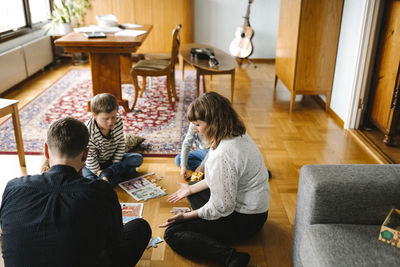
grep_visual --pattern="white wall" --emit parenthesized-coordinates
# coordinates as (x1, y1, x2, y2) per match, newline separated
(194, 0, 280, 58)
(329, 0, 369, 122)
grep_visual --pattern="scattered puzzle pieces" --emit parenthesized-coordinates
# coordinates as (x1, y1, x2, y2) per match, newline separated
(186, 171, 204, 182)
(170, 207, 191, 215)
(147, 237, 163, 248)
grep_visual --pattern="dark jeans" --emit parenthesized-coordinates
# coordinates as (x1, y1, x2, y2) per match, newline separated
(107, 218, 151, 267)
(83, 153, 143, 186)
(164, 189, 268, 266)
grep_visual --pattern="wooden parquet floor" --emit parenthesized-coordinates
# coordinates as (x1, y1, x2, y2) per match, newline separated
(0, 61, 379, 267)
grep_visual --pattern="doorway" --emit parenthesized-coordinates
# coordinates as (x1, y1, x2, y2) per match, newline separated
(359, 0, 400, 163)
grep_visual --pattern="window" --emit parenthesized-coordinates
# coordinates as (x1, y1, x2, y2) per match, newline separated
(30, 0, 51, 24)
(0, 0, 52, 40)
(0, 1, 26, 33)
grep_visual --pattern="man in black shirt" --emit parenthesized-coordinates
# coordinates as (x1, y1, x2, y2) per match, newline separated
(0, 117, 151, 267)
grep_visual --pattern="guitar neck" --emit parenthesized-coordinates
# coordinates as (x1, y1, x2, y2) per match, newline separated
(242, 16, 250, 27)
(242, 1, 252, 27)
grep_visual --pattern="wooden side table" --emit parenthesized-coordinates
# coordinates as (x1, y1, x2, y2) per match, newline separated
(179, 43, 237, 102)
(0, 99, 26, 167)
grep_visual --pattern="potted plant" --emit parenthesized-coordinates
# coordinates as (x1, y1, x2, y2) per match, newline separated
(48, 0, 91, 35)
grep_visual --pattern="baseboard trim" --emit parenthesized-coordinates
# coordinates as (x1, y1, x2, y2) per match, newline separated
(347, 129, 393, 164)
(313, 95, 391, 163)
(250, 58, 275, 63)
(313, 95, 344, 128)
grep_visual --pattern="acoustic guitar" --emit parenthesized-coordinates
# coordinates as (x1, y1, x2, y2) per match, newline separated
(229, 0, 254, 59)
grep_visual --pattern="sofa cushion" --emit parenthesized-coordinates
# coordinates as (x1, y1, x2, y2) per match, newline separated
(300, 224, 400, 267)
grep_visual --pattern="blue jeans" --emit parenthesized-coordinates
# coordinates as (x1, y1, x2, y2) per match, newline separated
(83, 152, 143, 186)
(175, 149, 208, 171)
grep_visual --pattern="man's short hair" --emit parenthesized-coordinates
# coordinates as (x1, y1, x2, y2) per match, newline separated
(90, 93, 119, 114)
(47, 117, 89, 158)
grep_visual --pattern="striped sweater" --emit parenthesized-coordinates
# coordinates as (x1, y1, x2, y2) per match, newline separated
(85, 116, 125, 175)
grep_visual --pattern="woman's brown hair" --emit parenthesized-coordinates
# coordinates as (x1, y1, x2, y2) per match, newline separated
(187, 92, 246, 149)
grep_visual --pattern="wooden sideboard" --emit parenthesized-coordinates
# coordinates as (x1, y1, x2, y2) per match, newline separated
(84, 0, 194, 53)
(274, 0, 344, 112)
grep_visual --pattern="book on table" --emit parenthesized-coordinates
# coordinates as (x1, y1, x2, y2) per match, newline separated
(83, 32, 106, 38)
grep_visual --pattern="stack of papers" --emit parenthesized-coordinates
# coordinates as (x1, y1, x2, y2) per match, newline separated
(115, 30, 147, 37)
(74, 25, 121, 33)
(120, 23, 143, 29)
(74, 24, 144, 34)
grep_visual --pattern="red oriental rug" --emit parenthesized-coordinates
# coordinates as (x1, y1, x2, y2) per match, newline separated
(0, 68, 200, 157)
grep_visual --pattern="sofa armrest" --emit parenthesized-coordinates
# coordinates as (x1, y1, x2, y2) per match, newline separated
(292, 164, 400, 266)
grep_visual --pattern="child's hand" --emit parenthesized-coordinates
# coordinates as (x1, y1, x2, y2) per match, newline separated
(180, 166, 188, 179)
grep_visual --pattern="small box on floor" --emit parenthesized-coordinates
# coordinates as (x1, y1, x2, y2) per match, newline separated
(379, 208, 400, 248)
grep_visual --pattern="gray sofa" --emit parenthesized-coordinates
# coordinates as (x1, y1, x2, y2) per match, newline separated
(292, 164, 400, 267)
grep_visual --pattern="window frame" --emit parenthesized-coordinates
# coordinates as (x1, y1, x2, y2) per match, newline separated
(0, 0, 53, 43)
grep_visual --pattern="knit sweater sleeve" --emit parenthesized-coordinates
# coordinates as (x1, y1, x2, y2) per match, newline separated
(180, 123, 196, 168)
(111, 116, 125, 163)
(198, 151, 237, 220)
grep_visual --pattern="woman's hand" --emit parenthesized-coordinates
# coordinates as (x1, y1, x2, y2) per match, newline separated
(195, 164, 204, 173)
(158, 213, 185, 228)
(168, 182, 192, 203)
(159, 210, 198, 228)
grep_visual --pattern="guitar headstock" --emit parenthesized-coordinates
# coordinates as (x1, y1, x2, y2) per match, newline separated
(248, 0, 254, 4)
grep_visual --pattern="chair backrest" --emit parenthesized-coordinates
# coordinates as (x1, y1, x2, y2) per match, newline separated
(170, 24, 182, 67)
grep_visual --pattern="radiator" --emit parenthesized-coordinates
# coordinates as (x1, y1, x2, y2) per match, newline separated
(22, 36, 53, 77)
(0, 35, 53, 94)
(0, 47, 27, 94)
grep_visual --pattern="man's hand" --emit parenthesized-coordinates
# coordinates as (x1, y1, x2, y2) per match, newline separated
(168, 182, 192, 203)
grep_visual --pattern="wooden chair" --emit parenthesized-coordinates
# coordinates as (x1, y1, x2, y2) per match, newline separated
(130, 24, 182, 110)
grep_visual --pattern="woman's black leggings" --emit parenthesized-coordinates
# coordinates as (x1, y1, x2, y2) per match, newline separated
(164, 188, 268, 266)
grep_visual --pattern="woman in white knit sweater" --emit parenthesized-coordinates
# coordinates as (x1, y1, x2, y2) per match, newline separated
(160, 92, 270, 267)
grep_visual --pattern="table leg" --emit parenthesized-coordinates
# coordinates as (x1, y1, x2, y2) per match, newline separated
(89, 53, 131, 112)
(11, 104, 26, 167)
(120, 53, 133, 84)
(131, 74, 141, 111)
(196, 70, 201, 97)
(230, 70, 235, 103)
(119, 100, 130, 112)
(179, 54, 185, 81)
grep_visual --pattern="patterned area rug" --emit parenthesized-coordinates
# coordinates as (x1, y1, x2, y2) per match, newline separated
(0, 68, 199, 157)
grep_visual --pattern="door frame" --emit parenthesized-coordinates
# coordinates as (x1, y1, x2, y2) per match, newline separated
(345, 0, 382, 129)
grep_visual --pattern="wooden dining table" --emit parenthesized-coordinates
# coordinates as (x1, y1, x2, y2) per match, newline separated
(54, 25, 152, 112)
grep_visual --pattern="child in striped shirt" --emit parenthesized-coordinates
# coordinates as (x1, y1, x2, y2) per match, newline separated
(82, 93, 143, 186)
